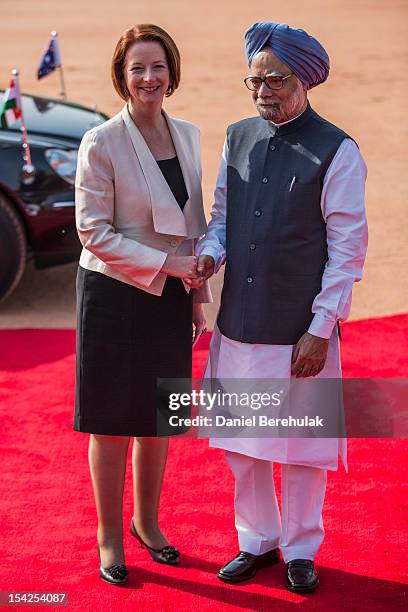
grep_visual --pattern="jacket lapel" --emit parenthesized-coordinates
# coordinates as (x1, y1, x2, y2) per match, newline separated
(121, 105, 187, 236)
(163, 110, 207, 238)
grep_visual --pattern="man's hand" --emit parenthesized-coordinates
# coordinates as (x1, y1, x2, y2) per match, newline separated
(291, 332, 329, 378)
(196, 255, 215, 281)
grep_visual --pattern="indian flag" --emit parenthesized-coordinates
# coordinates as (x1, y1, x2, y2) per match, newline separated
(0, 77, 22, 129)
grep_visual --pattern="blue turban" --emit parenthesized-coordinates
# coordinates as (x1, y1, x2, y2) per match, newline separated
(245, 22, 330, 89)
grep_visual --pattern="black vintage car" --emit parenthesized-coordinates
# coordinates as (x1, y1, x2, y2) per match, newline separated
(0, 91, 108, 302)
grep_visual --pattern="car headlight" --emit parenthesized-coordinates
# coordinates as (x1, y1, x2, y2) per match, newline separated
(45, 148, 78, 185)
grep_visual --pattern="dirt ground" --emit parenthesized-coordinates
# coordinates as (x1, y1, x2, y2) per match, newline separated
(0, 0, 407, 329)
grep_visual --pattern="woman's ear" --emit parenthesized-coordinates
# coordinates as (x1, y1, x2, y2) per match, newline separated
(122, 78, 130, 98)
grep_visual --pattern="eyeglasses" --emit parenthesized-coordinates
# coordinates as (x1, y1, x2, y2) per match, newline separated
(244, 73, 293, 91)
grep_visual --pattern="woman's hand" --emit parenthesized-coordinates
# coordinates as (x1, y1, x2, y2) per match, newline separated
(192, 303, 207, 347)
(184, 276, 205, 289)
(162, 254, 201, 280)
(185, 255, 215, 288)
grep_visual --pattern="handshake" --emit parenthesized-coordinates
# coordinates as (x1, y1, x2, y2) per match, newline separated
(161, 254, 215, 289)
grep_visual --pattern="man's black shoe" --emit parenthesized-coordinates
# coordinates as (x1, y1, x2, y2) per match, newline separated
(217, 549, 280, 583)
(286, 559, 319, 593)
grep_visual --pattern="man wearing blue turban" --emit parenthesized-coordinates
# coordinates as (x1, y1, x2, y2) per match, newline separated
(244, 21, 330, 90)
(196, 22, 368, 593)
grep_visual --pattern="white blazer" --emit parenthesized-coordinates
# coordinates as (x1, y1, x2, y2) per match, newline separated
(75, 104, 212, 303)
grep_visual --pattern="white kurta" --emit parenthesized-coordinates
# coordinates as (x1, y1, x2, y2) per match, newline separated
(197, 128, 368, 470)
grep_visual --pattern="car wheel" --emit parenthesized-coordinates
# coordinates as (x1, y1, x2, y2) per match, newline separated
(0, 194, 27, 302)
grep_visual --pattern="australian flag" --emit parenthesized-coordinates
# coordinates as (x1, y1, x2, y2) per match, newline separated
(37, 36, 61, 80)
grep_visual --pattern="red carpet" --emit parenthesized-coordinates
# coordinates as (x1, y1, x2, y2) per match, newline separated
(0, 315, 407, 610)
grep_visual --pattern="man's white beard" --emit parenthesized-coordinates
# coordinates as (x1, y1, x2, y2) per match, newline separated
(256, 102, 283, 122)
(256, 89, 306, 124)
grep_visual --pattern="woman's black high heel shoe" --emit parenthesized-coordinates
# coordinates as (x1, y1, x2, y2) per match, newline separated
(130, 518, 180, 565)
(97, 545, 129, 585)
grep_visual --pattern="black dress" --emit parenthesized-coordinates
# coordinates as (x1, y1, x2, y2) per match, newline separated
(74, 157, 192, 436)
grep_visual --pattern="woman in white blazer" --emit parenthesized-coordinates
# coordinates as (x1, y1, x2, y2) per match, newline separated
(74, 24, 211, 584)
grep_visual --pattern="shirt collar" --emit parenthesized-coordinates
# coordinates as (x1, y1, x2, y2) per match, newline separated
(267, 101, 313, 137)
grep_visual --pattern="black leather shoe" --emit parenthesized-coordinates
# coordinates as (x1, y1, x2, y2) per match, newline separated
(130, 518, 180, 565)
(286, 559, 319, 593)
(217, 549, 280, 583)
(97, 546, 128, 585)
(99, 564, 128, 585)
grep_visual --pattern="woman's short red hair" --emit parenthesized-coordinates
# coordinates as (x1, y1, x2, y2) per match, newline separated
(111, 24, 181, 100)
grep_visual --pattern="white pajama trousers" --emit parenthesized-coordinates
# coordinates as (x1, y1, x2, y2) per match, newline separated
(226, 451, 327, 563)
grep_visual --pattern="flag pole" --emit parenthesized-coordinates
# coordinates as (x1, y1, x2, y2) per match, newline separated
(12, 69, 36, 183)
(51, 31, 67, 100)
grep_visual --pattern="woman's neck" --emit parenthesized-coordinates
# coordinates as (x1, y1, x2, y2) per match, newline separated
(128, 99, 164, 131)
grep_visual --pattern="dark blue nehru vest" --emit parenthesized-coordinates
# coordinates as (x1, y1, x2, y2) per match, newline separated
(217, 103, 351, 345)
